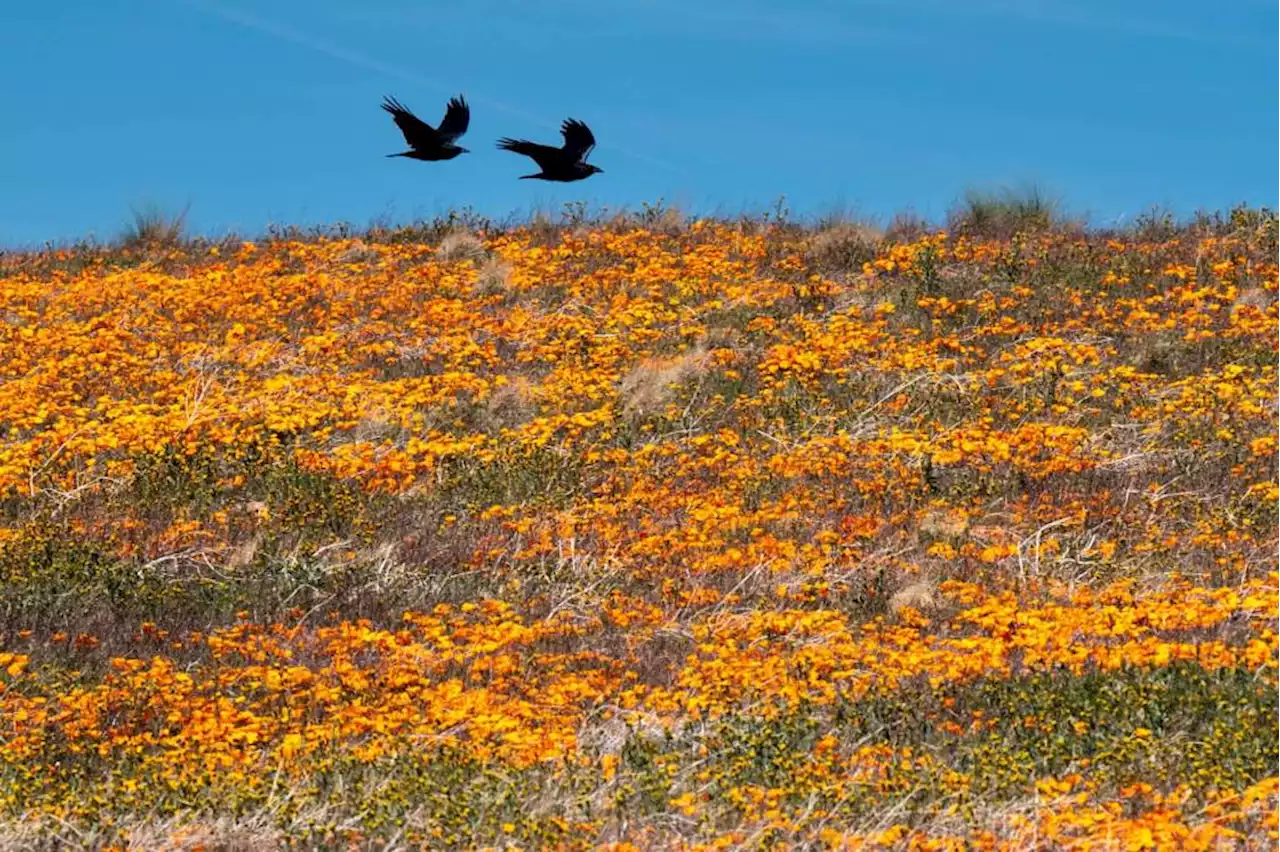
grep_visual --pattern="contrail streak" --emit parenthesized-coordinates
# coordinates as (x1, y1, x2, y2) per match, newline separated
(178, 0, 684, 173)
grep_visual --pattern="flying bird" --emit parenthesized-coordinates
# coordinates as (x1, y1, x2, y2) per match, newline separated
(496, 118, 604, 182)
(381, 94, 470, 161)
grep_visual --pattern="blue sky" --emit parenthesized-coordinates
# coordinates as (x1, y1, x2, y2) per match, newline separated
(2, 0, 1275, 245)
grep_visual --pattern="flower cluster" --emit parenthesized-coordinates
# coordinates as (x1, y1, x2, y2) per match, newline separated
(0, 217, 1275, 847)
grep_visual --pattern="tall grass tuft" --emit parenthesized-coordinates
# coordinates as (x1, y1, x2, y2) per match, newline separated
(119, 202, 191, 250)
(949, 184, 1063, 238)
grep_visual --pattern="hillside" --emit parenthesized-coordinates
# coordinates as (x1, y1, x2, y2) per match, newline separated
(0, 209, 1277, 848)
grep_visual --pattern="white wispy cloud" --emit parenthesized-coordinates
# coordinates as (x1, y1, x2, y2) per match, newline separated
(976, 0, 1267, 48)
(176, 0, 684, 172)
(838, 0, 1268, 48)
(608, 0, 898, 46)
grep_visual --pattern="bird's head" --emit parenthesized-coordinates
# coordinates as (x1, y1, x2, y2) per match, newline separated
(587, 164, 604, 175)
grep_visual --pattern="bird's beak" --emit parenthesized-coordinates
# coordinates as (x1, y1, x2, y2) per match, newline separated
(460, 147, 470, 154)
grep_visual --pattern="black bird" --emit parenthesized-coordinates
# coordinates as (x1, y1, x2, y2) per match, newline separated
(381, 95, 470, 161)
(496, 119, 603, 182)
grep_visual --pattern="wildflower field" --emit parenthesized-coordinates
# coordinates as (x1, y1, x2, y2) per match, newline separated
(0, 207, 1277, 849)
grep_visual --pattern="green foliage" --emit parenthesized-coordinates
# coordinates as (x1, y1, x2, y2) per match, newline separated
(950, 184, 1063, 238)
(438, 444, 587, 510)
(0, 523, 165, 633)
(129, 444, 379, 544)
(119, 202, 190, 250)
(849, 662, 1277, 798)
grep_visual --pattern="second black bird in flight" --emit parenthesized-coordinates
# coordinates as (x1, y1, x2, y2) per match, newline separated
(380, 94, 603, 182)
(496, 119, 603, 183)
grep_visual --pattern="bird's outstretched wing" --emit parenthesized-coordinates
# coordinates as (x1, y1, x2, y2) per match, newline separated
(436, 95, 470, 142)
(560, 119, 596, 161)
(496, 137, 563, 171)
(382, 96, 439, 148)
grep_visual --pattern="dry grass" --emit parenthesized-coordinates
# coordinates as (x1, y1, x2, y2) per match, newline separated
(618, 344, 714, 418)
(485, 375, 538, 427)
(804, 222, 883, 274)
(335, 238, 380, 265)
(474, 255, 512, 297)
(0, 208, 1275, 849)
(1235, 287, 1276, 310)
(918, 508, 970, 541)
(888, 580, 941, 616)
(436, 230, 488, 262)
(0, 811, 287, 851)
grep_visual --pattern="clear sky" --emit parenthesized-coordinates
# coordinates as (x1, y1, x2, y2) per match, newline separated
(2, 0, 1276, 245)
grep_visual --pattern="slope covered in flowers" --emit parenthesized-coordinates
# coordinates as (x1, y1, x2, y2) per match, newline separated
(0, 213, 1276, 849)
